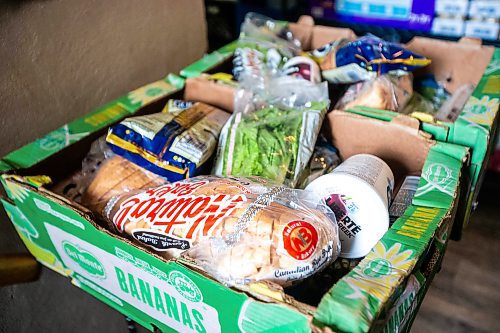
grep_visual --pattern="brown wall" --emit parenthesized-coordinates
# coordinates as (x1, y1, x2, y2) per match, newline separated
(0, 0, 207, 157)
(0, 1, 206, 332)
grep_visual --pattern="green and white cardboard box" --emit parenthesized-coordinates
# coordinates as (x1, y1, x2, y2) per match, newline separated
(180, 17, 499, 238)
(1, 71, 470, 332)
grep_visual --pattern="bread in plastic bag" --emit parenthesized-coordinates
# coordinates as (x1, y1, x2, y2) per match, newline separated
(103, 176, 340, 286)
(335, 74, 413, 112)
(213, 76, 329, 187)
(106, 102, 230, 181)
(82, 155, 167, 216)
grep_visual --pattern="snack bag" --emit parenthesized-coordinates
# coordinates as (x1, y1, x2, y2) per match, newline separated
(106, 102, 230, 181)
(316, 34, 430, 84)
(335, 74, 413, 112)
(214, 76, 329, 187)
(104, 176, 340, 286)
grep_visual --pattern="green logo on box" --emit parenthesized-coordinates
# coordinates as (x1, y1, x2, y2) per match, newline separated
(363, 259, 391, 278)
(169, 271, 202, 302)
(63, 241, 106, 278)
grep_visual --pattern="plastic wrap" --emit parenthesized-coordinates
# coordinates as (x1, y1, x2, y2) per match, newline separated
(335, 74, 413, 112)
(106, 102, 230, 181)
(214, 76, 329, 187)
(103, 176, 340, 286)
(297, 135, 341, 189)
(233, 12, 301, 81)
(316, 34, 430, 84)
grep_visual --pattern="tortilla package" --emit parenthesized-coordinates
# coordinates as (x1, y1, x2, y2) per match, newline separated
(103, 176, 340, 286)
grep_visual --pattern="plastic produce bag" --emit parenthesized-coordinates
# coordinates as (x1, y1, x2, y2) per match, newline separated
(103, 176, 340, 286)
(214, 76, 329, 187)
(335, 74, 413, 112)
(106, 102, 230, 181)
(315, 34, 430, 84)
(233, 12, 301, 81)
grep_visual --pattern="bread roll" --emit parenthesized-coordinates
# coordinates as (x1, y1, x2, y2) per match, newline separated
(104, 176, 340, 286)
(82, 156, 167, 215)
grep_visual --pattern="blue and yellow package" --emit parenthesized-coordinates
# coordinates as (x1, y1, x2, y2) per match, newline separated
(106, 102, 230, 181)
(312, 34, 431, 84)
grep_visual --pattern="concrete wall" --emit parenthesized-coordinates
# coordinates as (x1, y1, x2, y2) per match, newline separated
(0, 1, 206, 332)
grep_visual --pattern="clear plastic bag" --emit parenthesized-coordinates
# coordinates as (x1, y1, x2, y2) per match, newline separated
(103, 176, 340, 286)
(335, 74, 413, 113)
(214, 76, 329, 187)
(233, 12, 301, 81)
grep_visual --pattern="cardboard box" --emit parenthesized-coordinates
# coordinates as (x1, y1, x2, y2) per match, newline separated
(1, 69, 469, 332)
(181, 16, 499, 238)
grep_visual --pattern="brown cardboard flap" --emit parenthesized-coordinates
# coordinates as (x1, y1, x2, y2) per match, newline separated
(326, 111, 434, 179)
(184, 76, 235, 112)
(310, 25, 356, 50)
(406, 37, 494, 93)
(289, 16, 315, 51)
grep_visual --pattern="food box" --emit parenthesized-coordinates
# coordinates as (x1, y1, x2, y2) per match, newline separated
(435, 0, 470, 17)
(431, 17, 466, 37)
(180, 16, 499, 238)
(464, 19, 500, 40)
(1, 72, 469, 332)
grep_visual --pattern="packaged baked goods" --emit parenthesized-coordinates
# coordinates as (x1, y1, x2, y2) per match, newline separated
(103, 176, 340, 286)
(316, 34, 430, 84)
(213, 76, 329, 187)
(82, 155, 167, 215)
(106, 102, 230, 181)
(335, 74, 413, 113)
(183, 75, 236, 112)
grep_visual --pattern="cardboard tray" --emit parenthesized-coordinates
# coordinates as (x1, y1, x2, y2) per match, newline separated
(0, 75, 469, 333)
(179, 16, 499, 239)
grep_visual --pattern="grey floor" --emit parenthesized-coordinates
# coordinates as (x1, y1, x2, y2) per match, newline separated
(1, 174, 499, 333)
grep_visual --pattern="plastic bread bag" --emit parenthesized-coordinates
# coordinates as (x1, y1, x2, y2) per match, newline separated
(335, 74, 413, 112)
(103, 175, 340, 286)
(317, 34, 430, 84)
(213, 76, 330, 187)
(106, 102, 231, 182)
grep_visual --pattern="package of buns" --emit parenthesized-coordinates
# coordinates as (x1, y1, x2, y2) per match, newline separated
(103, 175, 340, 286)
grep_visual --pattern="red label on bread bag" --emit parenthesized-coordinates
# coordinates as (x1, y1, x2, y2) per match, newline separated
(283, 221, 319, 260)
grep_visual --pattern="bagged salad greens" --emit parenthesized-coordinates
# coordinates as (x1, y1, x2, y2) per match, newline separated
(213, 75, 329, 187)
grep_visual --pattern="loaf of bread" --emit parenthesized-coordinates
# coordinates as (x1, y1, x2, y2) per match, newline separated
(104, 176, 340, 286)
(336, 74, 413, 112)
(82, 155, 167, 216)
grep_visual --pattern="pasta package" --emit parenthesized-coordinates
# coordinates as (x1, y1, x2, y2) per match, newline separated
(104, 176, 340, 286)
(106, 102, 230, 182)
